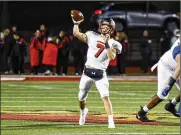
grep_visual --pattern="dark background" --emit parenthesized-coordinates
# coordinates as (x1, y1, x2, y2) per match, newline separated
(0, 1, 180, 31)
(0, 1, 180, 68)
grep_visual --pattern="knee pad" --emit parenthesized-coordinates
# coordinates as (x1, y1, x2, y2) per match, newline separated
(78, 89, 88, 101)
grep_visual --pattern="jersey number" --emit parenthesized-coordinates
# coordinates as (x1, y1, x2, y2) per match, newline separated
(95, 43, 104, 58)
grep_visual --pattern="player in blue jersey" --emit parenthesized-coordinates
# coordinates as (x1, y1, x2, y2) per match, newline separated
(136, 35, 180, 122)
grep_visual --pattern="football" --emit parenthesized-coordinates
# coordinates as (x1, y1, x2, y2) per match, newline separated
(71, 10, 84, 22)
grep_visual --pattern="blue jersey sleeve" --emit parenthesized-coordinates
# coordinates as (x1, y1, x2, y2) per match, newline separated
(172, 45, 180, 60)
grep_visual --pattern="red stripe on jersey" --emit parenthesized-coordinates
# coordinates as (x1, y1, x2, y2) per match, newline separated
(97, 41, 105, 45)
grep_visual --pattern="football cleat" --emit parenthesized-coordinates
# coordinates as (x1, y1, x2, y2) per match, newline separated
(79, 108, 88, 125)
(108, 120, 115, 128)
(165, 100, 180, 117)
(136, 106, 155, 122)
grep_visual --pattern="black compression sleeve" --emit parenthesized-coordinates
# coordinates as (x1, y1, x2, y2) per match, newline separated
(168, 77, 176, 88)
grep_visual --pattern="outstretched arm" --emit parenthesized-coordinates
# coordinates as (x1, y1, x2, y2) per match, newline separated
(72, 19, 87, 43)
(73, 24, 87, 43)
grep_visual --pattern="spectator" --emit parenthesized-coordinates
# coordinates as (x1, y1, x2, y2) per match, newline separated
(40, 24, 47, 39)
(10, 32, 27, 74)
(115, 31, 129, 75)
(56, 31, 72, 76)
(71, 29, 87, 75)
(0, 32, 5, 73)
(0, 31, 5, 51)
(56, 30, 65, 75)
(1, 28, 11, 74)
(8, 26, 18, 73)
(3, 28, 10, 36)
(8, 26, 17, 45)
(159, 29, 172, 55)
(38, 24, 47, 74)
(140, 30, 152, 73)
(42, 30, 58, 75)
(29, 30, 42, 75)
(12, 25, 17, 33)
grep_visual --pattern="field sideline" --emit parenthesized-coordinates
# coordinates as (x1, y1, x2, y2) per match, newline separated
(1, 76, 180, 135)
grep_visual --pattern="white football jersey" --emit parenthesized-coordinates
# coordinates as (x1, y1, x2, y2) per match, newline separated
(85, 31, 122, 71)
(160, 38, 180, 72)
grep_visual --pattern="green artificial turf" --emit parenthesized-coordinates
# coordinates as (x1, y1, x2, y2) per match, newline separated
(1, 82, 180, 135)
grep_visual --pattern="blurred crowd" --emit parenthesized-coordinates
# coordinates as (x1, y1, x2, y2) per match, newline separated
(0, 24, 179, 75)
(0, 24, 130, 76)
(139, 28, 180, 73)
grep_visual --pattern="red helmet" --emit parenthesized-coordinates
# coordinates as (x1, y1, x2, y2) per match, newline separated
(98, 19, 116, 34)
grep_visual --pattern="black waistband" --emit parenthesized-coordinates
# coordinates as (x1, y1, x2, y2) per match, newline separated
(84, 66, 103, 72)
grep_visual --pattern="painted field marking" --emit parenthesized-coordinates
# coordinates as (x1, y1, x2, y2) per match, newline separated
(1, 93, 152, 96)
(2, 85, 156, 88)
(5, 85, 53, 90)
(1, 88, 155, 91)
(40, 133, 179, 135)
(1, 90, 158, 94)
(7, 84, 19, 86)
(1, 93, 78, 95)
(1, 88, 158, 92)
(1, 87, 154, 90)
(1, 106, 141, 109)
(1, 97, 151, 99)
(3, 84, 157, 86)
(1, 101, 149, 103)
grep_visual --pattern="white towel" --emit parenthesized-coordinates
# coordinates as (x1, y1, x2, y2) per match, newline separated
(151, 63, 158, 72)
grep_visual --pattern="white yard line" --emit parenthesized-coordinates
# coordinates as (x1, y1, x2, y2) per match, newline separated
(1, 106, 140, 108)
(3, 85, 155, 87)
(5, 84, 54, 89)
(7, 84, 19, 87)
(1, 88, 77, 90)
(1, 101, 148, 103)
(1, 93, 78, 95)
(1, 90, 156, 92)
(54, 133, 180, 135)
(1, 93, 150, 96)
(1, 133, 178, 135)
(0, 133, 177, 135)
(1, 97, 149, 99)
(1, 88, 77, 91)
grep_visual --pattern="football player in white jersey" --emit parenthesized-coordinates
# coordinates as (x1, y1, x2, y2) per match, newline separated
(136, 35, 180, 122)
(72, 18, 122, 128)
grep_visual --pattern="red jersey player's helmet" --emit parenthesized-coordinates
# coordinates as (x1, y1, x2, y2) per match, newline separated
(98, 18, 116, 35)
